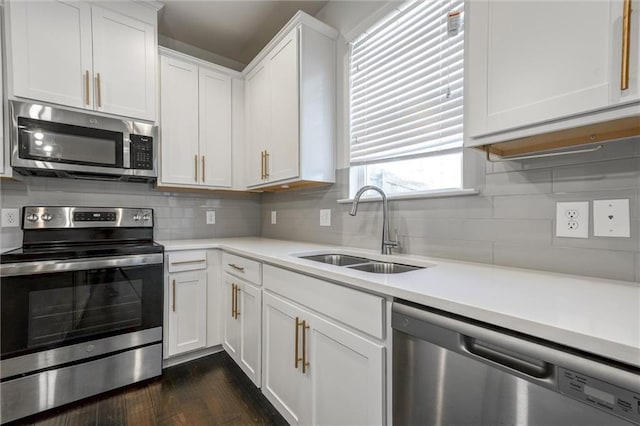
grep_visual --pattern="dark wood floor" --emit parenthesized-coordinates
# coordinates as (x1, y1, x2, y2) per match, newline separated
(12, 352, 288, 426)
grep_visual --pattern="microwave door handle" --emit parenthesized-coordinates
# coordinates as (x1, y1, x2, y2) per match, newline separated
(123, 137, 131, 169)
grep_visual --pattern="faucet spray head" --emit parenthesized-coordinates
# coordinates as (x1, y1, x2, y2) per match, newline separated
(349, 204, 358, 216)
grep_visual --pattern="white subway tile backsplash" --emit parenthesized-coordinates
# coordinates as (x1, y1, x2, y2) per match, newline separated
(493, 243, 637, 282)
(0, 177, 261, 243)
(262, 138, 640, 282)
(553, 158, 640, 193)
(484, 169, 553, 195)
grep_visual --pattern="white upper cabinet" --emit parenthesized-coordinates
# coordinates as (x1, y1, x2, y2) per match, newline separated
(159, 55, 200, 186)
(244, 12, 338, 190)
(9, 1, 93, 110)
(245, 62, 269, 187)
(6, 0, 158, 121)
(199, 67, 232, 187)
(91, 6, 155, 120)
(466, 0, 640, 151)
(266, 28, 300, 184)
(159, 50, 236, 190)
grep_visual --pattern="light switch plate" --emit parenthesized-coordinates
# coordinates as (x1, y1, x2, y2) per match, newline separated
(593, 199, 630, 237)
(206, 210, 216, 225)
(556, 202, 589, 238)
(320, 209, 331, 227)
(271, 211, 277, 225)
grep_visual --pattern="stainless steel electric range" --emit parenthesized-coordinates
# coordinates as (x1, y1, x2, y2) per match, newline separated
(0, 207, 164, 424)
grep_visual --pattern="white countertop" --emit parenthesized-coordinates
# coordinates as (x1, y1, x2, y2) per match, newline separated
(159, 237, 640, 368)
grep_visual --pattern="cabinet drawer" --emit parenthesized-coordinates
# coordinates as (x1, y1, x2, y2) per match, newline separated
(167, 250, 207, 273)
(223, 252, 261, 285)
(263, 265, 385, 339)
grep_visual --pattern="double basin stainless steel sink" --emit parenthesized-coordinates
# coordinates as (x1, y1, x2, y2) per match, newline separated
(300, 254, 425, 274)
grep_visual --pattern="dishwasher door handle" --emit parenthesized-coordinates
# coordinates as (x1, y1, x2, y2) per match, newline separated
(464, 337, 553, 379)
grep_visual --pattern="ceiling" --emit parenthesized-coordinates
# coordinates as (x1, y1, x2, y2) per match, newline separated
(158, 1, 330, 66)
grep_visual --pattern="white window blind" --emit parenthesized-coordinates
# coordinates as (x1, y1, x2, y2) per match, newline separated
(350, 0, 464, 166)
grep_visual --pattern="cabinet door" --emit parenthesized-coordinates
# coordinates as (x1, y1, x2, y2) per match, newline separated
(468, 1, 613, 137)
(239, 282, 262, 386)
(9, 1, 93, 109)
(160, 56, 200, 186)
(303, 312, 385, 426)
(168, 270, 207, 357)
(91, 6, 155, 120)
(609, 0, 640, 105)
(199, 67, 232, 188)
(262, 293, 306, 425)
(266, 27, 300, 183)
(223, 275, 241, 361)
(245, 61, 269, 187)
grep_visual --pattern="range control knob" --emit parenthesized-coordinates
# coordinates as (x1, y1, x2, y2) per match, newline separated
(142, 214, 151, 221)
(26, 213, 39, 222)
(133, 213, 142, 221)
(41, 213, 53, 222)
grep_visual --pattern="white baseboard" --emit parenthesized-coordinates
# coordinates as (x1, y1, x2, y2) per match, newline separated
(162, 345, 224, 369)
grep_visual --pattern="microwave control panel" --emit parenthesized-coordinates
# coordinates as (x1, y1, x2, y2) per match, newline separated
(130, 134, 154, 170)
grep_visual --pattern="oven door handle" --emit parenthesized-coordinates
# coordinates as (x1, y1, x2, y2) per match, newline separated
(0, 253, 163, 277)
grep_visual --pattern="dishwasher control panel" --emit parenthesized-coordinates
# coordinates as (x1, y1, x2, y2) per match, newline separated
(559, 367, 640, 425)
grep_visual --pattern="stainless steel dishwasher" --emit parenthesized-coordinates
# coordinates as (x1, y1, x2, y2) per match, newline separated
(392, 300, 640, 426)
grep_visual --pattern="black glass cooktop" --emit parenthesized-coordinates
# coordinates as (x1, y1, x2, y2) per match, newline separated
(0, 241, 164, 264)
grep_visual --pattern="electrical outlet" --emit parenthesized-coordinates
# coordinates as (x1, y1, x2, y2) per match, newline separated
(593, 199, 630, 237)
(556, 202, 589, 238)
(1, 208, 20, 228)
(320, 209, 331, 227)
(271, 211, 277, 225)
(206, 210, 216, 225)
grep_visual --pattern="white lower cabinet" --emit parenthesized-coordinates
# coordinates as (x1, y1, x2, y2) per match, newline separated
(164, 249, 222, 360)
(223, 273, 262, 386)
(263, 292, 385, 426)
(263, 292, 306, 424)
(167, 269, 207, 356)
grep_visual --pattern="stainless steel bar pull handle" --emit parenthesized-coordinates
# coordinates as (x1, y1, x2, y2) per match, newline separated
(234, 284, 240, 319)
(84, 71, 90, 105)
(301, 319, 310, 374)
(194, 155, 198, 182)
(96, 73, 102, 107)
(231, 283, 236, 318)
(202, 155, 206, 183)
(170, 259, 205, 265)
(295, 317, 302, 369)
(228, 263, 245, 272)
(264, 151, 270, 180)
(172, 279, 176, 312)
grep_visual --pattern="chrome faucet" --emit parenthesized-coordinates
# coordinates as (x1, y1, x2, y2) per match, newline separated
(349, 185, 399, 255)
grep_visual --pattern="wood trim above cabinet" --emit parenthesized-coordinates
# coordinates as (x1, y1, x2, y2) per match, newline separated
(478, 115, 640, 158)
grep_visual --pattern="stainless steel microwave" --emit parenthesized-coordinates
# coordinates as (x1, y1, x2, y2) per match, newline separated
(10, 101, 157, 181)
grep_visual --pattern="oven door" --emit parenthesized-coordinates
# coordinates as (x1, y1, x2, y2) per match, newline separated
(0, 254, 163, 362)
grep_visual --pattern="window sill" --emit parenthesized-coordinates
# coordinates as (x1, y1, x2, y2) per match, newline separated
(336, 188, 479, 204)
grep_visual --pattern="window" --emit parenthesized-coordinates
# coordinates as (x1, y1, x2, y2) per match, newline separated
(349, 0, 464, 197)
